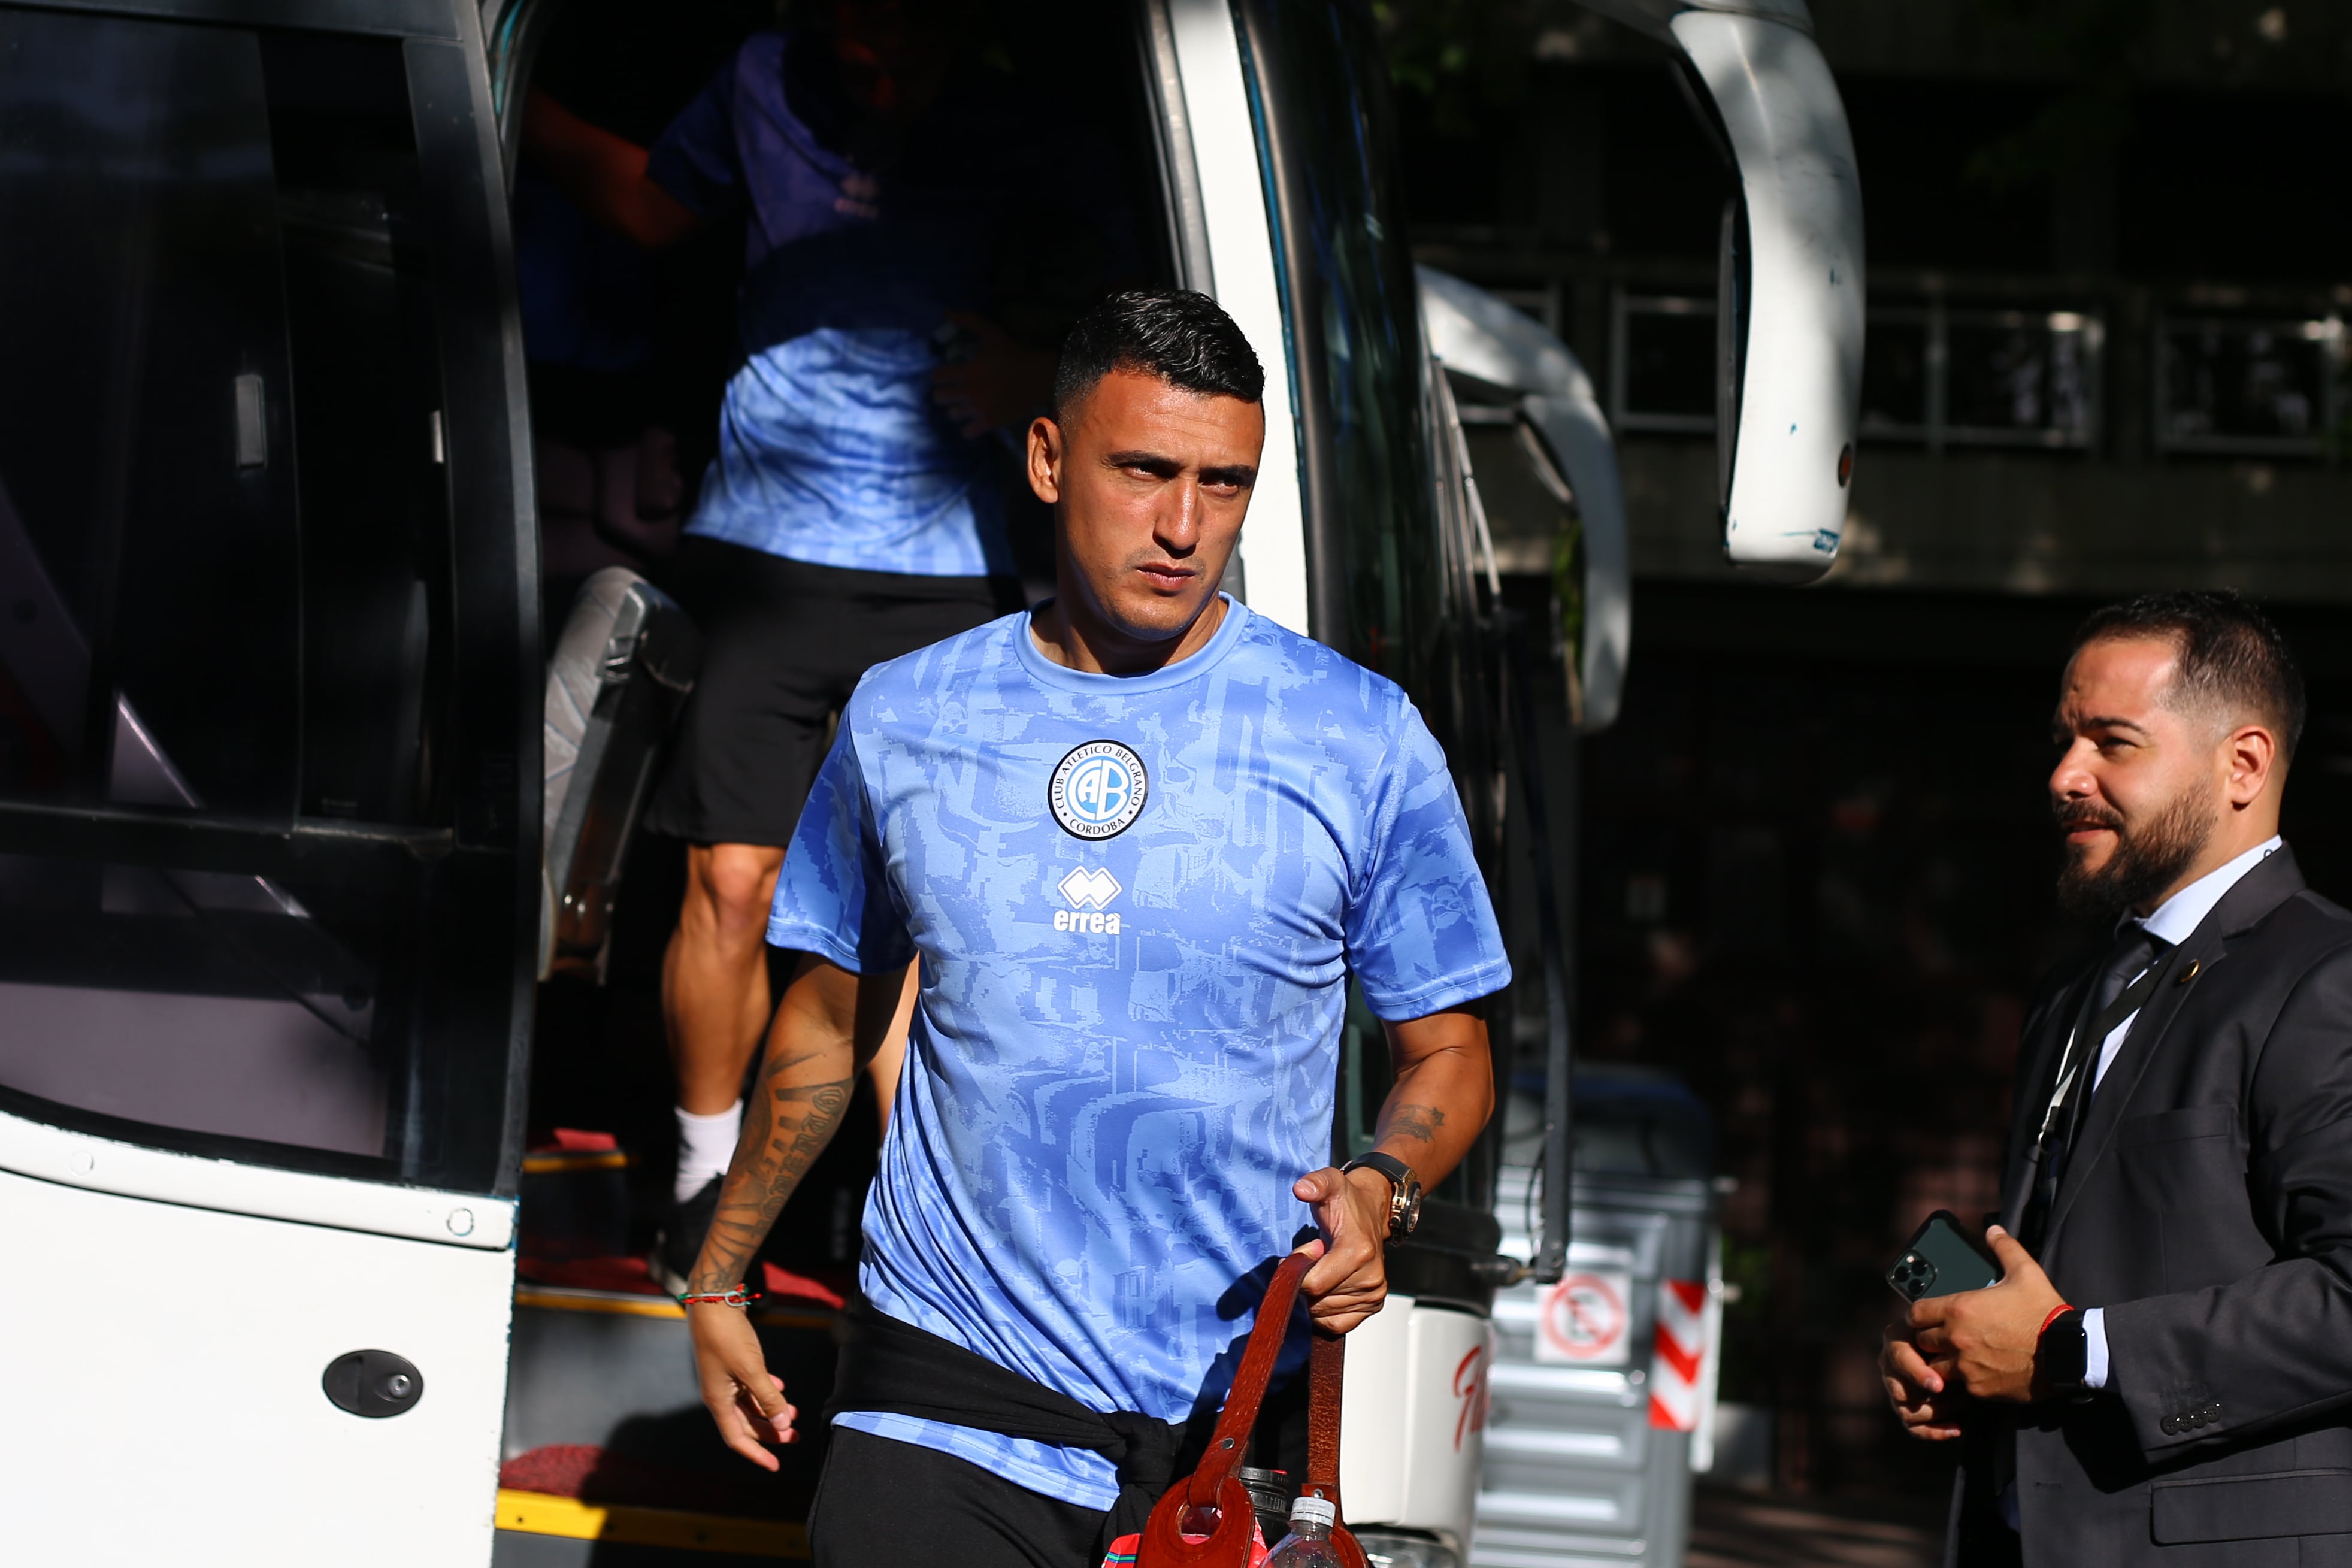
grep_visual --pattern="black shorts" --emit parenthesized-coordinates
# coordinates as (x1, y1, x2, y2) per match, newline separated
(642, 538, 1022, 846)
(810, 1427, 1107, 1568)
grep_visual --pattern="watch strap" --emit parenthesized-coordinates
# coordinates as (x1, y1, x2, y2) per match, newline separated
(1342, 1151, 1420, 1239)
(1342, 1151, 1412, 1188)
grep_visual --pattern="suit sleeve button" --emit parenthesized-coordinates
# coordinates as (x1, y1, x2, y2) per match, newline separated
(2191, 1412, 2209, 1428)
(2162, 1416, 2181, 1433)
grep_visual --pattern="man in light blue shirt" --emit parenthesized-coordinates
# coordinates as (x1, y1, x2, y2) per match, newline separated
(676, 290, 1509, 1566)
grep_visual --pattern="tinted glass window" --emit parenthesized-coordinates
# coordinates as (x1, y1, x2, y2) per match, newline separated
(1243, 0, 1445, 697)
(0, 8, 502, 1185)
(268, 32, 452, 825)
(0, 15, 446, 823)
(0, 852, 411, 1159)
(0, 11, 302, 816)
(1246, 9, 1509, 1208)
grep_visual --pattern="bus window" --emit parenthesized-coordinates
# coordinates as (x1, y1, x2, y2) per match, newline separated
(265, 32, 453, 828)
(1239, 0, 1446, 699)
(0, 16, 446, 826)
(0, 9, 304, 818)
(0, 10, 504, 1187)
(0, 852, 409, 1161)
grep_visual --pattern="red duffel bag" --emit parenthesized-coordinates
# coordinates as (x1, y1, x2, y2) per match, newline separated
(1109, 1250, 1370, 1568)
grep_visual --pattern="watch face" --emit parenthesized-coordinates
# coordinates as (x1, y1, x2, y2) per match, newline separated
(2042, 1312, 2088, 1393)
(1395, 1180, 1422, 1237)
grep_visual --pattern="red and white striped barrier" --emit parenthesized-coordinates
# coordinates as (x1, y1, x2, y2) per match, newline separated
(1648, 1278, 1709, 1431)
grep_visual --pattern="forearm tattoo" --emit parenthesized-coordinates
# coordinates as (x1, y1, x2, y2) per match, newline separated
(1385, 1103, 1447, 1146)
(688, 1050, 853, 1294)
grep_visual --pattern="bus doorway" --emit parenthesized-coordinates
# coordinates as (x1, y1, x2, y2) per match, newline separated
(489, 1, 1182, 1558)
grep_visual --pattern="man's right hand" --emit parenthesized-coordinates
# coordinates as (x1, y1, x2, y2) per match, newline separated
(1881, 1322, 1964, 1441)
(676, 956, 898, 1466)
(688, 1301, 798, 1470)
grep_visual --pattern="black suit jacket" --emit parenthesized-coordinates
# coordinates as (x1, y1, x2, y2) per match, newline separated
(1952, 846, 2352, 1567)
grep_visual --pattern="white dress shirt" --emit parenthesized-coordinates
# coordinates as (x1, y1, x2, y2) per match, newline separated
(2081, 836, 2283, 1388)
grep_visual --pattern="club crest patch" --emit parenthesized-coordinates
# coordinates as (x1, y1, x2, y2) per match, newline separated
(1048, 740, 1148, 840)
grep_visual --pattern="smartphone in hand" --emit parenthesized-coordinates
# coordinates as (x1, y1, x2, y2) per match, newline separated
(1887, 1210, 2003, 1303)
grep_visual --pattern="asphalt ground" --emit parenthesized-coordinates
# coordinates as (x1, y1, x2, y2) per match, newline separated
(1688, 1486, 1945, 1568)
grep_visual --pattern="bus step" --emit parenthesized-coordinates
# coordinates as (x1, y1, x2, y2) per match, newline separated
(493, 1482, 805, 1563)
(500, 1264, 839, 1565)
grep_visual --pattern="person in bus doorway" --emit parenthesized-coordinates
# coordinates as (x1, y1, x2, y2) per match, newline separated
(513, 0, 775, 629)
(523, 0, 1127, 1284)
(1879, 592, 2352, 1567)
(671, 290, 1509, 1564)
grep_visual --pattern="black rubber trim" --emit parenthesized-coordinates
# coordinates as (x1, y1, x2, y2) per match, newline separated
(1, 0, 460, 40)
(404, 17, 542, 1199)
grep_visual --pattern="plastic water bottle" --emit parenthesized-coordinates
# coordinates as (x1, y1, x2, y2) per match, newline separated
(1266, 1494, 1343, 1567)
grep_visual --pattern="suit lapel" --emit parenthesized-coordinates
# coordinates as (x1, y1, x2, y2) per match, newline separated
(2044, 847, 2306, 1251)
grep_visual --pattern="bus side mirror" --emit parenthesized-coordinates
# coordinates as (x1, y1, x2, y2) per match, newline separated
(1682, 10, 1863, 583)
(1580, 0, 1864, 585)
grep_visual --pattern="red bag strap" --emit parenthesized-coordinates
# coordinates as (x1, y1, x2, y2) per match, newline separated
(1134, 1252, 1309, 1567)
(1304, 1330, 1369, 1568)
(1186, 1251, 1311, 1506)
(1304, 1329, 1345, 1503)
(1136, 1251, 1368, 1568)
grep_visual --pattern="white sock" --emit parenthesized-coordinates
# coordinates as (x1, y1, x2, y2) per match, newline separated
(674, 1100, 743, 1204)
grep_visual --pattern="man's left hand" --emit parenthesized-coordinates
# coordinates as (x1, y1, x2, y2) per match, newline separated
(1294, 1164, 1393, 1334)
(1909, 1225, 2066, 1403)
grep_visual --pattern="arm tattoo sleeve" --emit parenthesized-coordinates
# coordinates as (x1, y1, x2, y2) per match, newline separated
(688, 1050, 855, 1295)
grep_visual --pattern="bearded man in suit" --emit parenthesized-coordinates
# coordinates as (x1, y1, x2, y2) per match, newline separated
(1879, 589, 2352, 1566)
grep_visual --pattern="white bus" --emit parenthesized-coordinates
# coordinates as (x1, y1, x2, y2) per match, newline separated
(0, 1, 1857, 1562)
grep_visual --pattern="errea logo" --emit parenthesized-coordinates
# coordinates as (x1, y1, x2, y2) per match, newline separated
(1054, 866, 1122, 934)
(1060, 867, 1119, 909)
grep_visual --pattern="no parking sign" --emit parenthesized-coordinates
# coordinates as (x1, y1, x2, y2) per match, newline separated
(1534, 1270, 1632, 1366)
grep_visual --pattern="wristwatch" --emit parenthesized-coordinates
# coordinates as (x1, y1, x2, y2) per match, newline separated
(1341, 1151, 1423, 1239)
(2038, 1307, 2089, 1400)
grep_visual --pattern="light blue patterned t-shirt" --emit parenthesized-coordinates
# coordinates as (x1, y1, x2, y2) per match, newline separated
(766, 598, 1510, 1506)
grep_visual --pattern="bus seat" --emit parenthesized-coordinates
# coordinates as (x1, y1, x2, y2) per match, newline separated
(541, 567, 701, 983)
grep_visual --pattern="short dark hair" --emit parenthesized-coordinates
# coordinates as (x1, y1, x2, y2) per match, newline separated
(1052, 289, 1264, 419)
(2072, 590, 2307, 759)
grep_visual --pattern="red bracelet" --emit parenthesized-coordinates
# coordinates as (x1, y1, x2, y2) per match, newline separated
(2038, 1303, 2076, 1337)
(678, 1286, 762, 1309)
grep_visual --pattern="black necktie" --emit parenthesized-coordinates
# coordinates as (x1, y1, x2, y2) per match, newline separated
(2093, 925, 2166, 1022)
(2021, 925, 2172, 1249)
